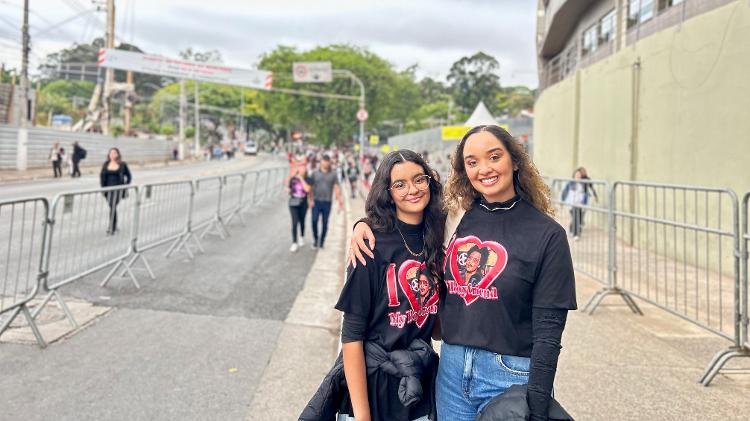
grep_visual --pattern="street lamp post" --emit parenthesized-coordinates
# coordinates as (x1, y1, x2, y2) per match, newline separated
(333, 70, 365, 159)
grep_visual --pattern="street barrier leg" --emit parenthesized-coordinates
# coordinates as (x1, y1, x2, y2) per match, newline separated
(583, 287, 642, 316)
(699, 347, 750, 386)
(100, 259, 141, 289)
(21, 305, 47, 348)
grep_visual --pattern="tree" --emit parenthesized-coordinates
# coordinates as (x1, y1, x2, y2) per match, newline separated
(258, 44, 422, 146)
(495, 86, 535, 116)
(447, 52, 501, 114)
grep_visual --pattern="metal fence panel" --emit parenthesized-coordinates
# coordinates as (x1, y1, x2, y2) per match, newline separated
(0, 197, 48, 346)
(221, 173, 245, 225)
(45, 185, 140, 291)
(608, 182, 739, 342)
(550, 178, 611, 286)
(743, 192, 749, 349)
(136, 181, 193, 252)
(192, 176, 227, 239)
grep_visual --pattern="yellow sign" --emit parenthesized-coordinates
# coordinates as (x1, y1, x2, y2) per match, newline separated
(393, 145, 399, 151)
(353, 144, 360, 151)
(369, 135, 380, 145)
(441, 126, 471, 140)
(381, 145, 391, 153)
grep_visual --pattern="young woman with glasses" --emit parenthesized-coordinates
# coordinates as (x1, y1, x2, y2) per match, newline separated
(302, 150, 445, 421)
(349, 126, 576, 421)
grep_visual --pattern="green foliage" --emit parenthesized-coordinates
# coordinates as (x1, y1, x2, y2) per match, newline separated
(495, 86, 536, 116)
(160, 124, 176, 135)
(447, 51, 502, 114)
(258, 44, 423, 146)
(111, 125, 124, 137)
(185, 127, 196, 138)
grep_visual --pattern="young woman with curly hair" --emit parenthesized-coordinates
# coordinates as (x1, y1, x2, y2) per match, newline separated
(349, 125, 576, 421)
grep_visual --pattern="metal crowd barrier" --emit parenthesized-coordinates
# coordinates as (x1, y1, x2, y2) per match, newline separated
(125, 180, 196, 279)
(221, 173, 246, 226)
(550, 178, 615, 292)
(193, 176, 229, 240)
(0, 198, 49, 347)
(0, 165, 288, 346)
(572, 181, 747, 386)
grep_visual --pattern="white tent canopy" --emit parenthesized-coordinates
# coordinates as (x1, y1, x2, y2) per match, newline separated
(464, 101, 497, 127)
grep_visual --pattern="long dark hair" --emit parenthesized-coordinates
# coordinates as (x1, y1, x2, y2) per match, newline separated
(365, 150, 446, 283)
(445, 125, 553, 216)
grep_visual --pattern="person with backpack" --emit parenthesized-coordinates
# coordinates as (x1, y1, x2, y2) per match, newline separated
(71, 141, 87, 177)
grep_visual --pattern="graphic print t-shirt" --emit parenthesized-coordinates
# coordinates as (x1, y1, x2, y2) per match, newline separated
(336, 221, 439, 352)
(289, 176, 312, 199)
(335, 220, 438, 421)
(441, 197, 577, 357)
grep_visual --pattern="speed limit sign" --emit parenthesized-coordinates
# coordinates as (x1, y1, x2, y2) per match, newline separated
(356, 108, 368, 122)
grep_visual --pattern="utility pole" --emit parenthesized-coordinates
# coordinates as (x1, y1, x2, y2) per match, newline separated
(16, 0, 30, 170)
(101, 0, 115, 135)
(332, 69, 365, 159)
(193, 82, 200, 157)
(239, 89, 245, 141)
(123, 69, 133, 135)
(178, 79, 186, 159)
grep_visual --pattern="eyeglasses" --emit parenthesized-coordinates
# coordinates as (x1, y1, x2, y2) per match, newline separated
(388, 174, 431, 197)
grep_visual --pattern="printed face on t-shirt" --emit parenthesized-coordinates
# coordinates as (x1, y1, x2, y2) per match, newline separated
(445, 235, 508, 305)
(386, 261, 439, 329)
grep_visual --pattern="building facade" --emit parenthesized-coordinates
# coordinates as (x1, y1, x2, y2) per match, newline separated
(533, 0, 749, 195)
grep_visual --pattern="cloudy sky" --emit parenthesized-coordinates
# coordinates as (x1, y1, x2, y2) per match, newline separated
(0, 0, 539, 87)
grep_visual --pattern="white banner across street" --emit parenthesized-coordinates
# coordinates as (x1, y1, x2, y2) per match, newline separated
(97, 48, 273, 90)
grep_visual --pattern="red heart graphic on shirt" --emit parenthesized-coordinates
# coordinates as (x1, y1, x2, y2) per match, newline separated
(448, 235, 508, 305)
(397, 260, 439, 328)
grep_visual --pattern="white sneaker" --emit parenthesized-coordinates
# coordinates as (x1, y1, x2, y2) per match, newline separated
(573, 236, 580, 241)
(298, 237, 305, 247)
(290, 243, 299, 252)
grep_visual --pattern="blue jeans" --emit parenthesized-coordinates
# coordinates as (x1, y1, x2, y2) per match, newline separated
(436, 342, 530, 421)
(311, 200, 332, 246)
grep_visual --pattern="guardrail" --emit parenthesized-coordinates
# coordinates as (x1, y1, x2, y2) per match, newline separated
(547, 178, 749, 386)
(0, 165, 287, 347)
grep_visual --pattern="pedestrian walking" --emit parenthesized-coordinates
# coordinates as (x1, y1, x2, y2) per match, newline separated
(346, 158, 360, 199)
(285, 160, 312, 252)
(310, 155, 344, 249)
(71, 141, 86, 177)
(49, 141, 62, 178)
(561, 167, 596, 240)
(350, 125, 577, 421)
(100, 147, 132, 235)
(301, 150, 445, 421)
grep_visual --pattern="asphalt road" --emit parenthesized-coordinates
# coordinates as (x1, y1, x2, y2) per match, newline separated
(0, 155, 322, 420)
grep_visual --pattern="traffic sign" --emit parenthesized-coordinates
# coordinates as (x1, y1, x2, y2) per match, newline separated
(293, 62, 333, 83)
(356, 108, 368, 122)
(369, 135, 379, 145)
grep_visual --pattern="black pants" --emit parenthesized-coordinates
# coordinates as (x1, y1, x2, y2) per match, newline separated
(289, 204, 308, 242)
(105, 192, 122, 233)
(52, 161, 61, 177)
(311, 200, 332, 247)
(72, 159, 81, 177)
(570, 207, 583, 237)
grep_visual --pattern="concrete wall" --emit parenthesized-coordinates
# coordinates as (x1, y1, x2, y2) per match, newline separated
(534, 1, 750, 195)
(0, 125, 173, 170)
(534, 1, 750, 275)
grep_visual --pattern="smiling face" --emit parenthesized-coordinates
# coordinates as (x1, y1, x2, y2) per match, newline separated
(465, 250, 482, 273)
(108, 148, 120, 162)
(462, 130, 516, 203)
(389, 161, 430, 224)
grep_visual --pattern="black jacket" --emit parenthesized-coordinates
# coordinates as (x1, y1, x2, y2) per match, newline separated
(476, 384, 574, 421)
(299, 338, 437, 421)
(100, 161, 132, 188)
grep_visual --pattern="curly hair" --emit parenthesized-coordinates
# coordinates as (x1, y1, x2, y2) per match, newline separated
(444, 125, 554, 216)
(365, 150, 446, 283)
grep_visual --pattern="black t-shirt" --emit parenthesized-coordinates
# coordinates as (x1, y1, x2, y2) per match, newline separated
(288, 176, 313, 199)
(441, 196, 577, 357)
(335, 220, 439, 420)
